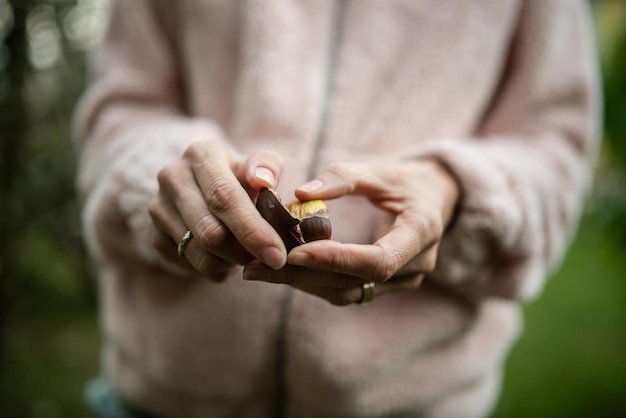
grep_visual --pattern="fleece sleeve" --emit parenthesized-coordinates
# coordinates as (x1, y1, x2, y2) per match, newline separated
(414, 0, 602, 301)
(75, 0, 235, 267)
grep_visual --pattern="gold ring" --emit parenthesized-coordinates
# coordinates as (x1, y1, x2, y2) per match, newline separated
(359, 282, 376, 304)
(177, 230, 193, 257)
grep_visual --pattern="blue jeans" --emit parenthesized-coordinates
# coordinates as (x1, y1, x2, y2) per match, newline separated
(85, 378, 164, 418)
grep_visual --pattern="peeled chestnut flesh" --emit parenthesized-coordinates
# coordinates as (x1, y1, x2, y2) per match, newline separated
(256, 188, 331, 251)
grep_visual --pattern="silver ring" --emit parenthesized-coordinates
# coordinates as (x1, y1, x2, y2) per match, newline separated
(359, 282, 376, 304)
(177, 230, 193, 257)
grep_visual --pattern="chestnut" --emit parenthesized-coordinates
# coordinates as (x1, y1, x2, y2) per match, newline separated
(256, 188, 331, 251)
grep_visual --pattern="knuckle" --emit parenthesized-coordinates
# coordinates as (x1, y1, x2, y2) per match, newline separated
(422, 249, 438, 273)
(405, 249, 438, 275)
(195, 262, 214, 276)
(429, 219, 444, 243)
(370, 252, 396, 282)
(183, 141, 206, 161)
(235, 219, 256, 244)
(147, 197, 168, 228)
(193, 252, 224, 277)
(409, 208, 444, 243)
(147, 198, 160, 221)
(196, 216, 226, 249)
(406, 209, 429, 233)
(325, 162, 351, 179)
(157, 164, 179, 191)
(206, 178, 239, 214)
(255, 150, 283, 167)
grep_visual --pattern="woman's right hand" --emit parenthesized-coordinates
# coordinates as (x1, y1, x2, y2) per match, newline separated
(148, 141, 288, 281)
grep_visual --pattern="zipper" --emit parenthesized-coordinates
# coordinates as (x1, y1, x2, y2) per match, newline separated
(307, 0, 347, 180)
(274, 287, 294, 418)
(273, 3, 348, 417)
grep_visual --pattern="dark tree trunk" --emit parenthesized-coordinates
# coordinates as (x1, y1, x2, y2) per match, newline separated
(0, 0, 32, 369)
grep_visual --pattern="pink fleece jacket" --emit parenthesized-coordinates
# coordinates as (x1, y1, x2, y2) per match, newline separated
(76, 1, 601, 417)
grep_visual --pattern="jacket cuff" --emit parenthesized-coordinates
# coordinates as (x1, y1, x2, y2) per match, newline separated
(411, 140, 548, 301)
(81, 118, 234, 269)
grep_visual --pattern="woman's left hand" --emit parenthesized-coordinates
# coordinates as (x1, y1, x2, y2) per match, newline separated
(243, 159, 460, 305)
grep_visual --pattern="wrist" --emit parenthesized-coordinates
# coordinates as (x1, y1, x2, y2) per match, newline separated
(421, 158, 461, 229)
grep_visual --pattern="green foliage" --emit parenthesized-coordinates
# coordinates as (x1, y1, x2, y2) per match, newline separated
(603, 11, 626, 168)
(0, 225, 99, 417)
(1, 0, 102, 416)
(493, 222, 626, 418)
(593, 0, 626, 248)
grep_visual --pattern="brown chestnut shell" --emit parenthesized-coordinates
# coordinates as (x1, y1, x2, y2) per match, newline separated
(256, 188, 331, 251)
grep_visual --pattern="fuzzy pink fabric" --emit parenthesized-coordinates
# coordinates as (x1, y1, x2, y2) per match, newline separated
(76, 1, 601, 417)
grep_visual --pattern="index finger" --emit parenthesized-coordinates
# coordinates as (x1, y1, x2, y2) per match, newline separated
(184, 142, 287, 269)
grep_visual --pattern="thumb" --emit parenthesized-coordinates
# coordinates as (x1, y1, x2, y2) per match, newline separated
(239, 150, 284, 191)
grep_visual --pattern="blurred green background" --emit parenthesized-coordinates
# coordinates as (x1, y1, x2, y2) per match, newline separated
(0, 0, 625, 417)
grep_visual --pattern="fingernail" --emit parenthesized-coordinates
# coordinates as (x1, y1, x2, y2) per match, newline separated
(243, 266, 270, 281)
(297, 179, 323, 193)
(262, 247, 286, 270)
(255, 167, 276, 188)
